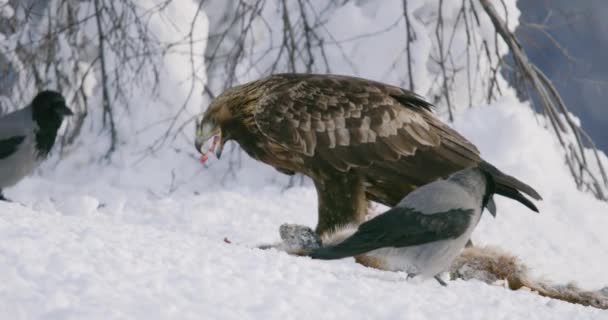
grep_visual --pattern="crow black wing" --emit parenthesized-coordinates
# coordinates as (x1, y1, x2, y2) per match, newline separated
(0, 136, 25, 159)
(309, 206, 474, 260)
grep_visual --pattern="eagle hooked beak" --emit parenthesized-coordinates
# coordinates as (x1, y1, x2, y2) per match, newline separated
(195, 121, 223, 163)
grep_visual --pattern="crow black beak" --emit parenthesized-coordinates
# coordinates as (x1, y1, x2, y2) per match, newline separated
(56, 104, 74, 116)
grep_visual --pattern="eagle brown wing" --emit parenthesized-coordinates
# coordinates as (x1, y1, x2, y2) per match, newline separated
(253, 74, 481, 205)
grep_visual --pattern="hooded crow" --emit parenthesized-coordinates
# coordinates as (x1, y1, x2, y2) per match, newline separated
(0, 91, 73, 201)
(293, 164, 540, 284)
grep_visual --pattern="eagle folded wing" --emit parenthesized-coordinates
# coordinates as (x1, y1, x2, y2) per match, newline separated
(253, 74, 480, 173)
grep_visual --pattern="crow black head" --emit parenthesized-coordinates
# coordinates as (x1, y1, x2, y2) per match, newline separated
(478, 161, 541, 213)
(31, 90, 73, 118)
(30, 90, 73, 157)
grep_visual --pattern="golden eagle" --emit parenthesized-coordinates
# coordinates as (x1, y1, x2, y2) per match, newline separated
(195, 74, 541, 234)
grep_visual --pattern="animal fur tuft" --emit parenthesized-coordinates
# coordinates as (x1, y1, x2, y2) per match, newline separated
(450, 246, 608, 310)
(320, 223, 358, 245)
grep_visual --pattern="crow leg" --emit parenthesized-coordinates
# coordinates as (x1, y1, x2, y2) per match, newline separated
(0, 189, 9, 202)
(434, 275, 448, 287)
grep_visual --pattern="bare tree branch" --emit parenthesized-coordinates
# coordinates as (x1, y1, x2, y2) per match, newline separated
(479, 0, 607, 199)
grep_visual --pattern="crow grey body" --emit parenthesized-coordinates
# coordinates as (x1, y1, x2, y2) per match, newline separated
(358, 212, 479, 278)
(0, 91, 72, 200)
(309, 168, 505, 279)
(0, 106, 43, 188)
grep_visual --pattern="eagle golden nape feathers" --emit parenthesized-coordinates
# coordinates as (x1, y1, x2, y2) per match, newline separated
(195, 73, 541, 234)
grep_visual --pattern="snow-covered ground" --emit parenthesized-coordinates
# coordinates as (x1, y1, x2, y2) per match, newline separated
(1, 0, 608, 319)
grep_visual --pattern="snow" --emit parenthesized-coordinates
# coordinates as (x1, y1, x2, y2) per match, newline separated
(3, 105, 608, 320)
(1, 0, 608, 319)
(0, 0, 13, 19)
(2, 156, 608, 319)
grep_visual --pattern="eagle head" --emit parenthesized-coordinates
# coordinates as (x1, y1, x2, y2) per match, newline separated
(195, 95, 234, 163)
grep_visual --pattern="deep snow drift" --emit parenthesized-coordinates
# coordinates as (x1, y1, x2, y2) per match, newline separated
(1, 0, 608, 319)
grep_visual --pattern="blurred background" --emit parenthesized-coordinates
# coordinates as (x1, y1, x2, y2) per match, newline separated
(515, 0, 608, 151)
(0, 0, 606, 199)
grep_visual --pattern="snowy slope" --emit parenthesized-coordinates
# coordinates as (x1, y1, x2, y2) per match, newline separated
(1, 0, 608, 319)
